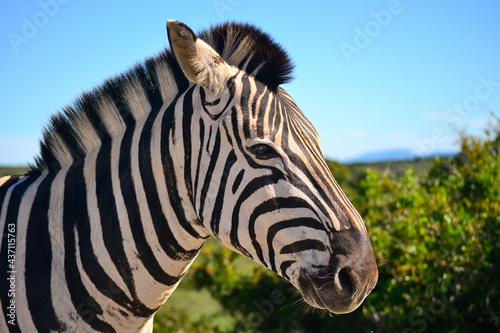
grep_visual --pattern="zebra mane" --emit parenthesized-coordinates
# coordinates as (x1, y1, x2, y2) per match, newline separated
(200, 22, 294, 89)
(29, 22, 294, 174)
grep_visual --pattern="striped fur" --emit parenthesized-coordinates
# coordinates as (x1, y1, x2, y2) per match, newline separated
(0, 21, 377, 332)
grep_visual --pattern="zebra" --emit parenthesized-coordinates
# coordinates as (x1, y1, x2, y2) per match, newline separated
(0, 20, 378, 332)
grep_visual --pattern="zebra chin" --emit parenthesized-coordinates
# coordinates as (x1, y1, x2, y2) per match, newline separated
(295, 230, 378, 314)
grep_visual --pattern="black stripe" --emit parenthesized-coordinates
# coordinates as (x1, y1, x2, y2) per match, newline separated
(227, 102, 286, 256)
(279, 260, 295, 281)
(239, 76, 252, 140)
(0, 176, 21, 207)
(223, 120, 233, 146)
(285, 148, 351, 232)
(147, 93, 203, 257)
(0, 176, 35, 333)
(269, 97, 279, 142)
(161, 51, 190, 94)
(248, 198, 280, 268)
(182, 88, 196, 214)
(249, 80, 259, 119)
(229, 172, 281, 258)
(210, 150, 237, 236)
(143, 59, 168, 111)
(279, 92, 357, 231)
(198, 131, 221, 225)
(206, 126, 213, 153)
(157, 88, 203, 240)
(280, 239, 327, 254)
(277, 103, 345, 230)
(256, 85, 270, 139)
(95, 112, 155, 317)
(200, 88, 222, 121)
(288, 114, 323, 163)
(282, 92, 317, 138)
(200, 76, 236, 120)
(249, 197, 322, 269)
(230, 106, 268, 170)
(232, 170, 244, 195)
(193, 118, 205, 206)
(25, 173, 66, 332)
(279, 98, 290, 150)
(267, 218, 325, 273)
(331, 168, 364, 228)
(121, 100, 187, 284)
(63, 161, 116, 333)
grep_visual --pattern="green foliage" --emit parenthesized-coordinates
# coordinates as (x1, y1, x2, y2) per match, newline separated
(357, 118, 500, 332)
(152, 117, 500, 332)
(0, 166, 29, 178)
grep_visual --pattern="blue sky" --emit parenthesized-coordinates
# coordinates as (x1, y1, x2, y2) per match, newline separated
(1, 0, 499, 165)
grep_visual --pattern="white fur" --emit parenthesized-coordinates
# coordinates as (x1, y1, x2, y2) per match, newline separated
(0, 176, 29, 333)
(72, 112, 101, 154)
(123, 78, 151, 121)
(97, 96, 126, 137)
(47, 131, 74, 167)
(49, 166, 94, 331)
(155, 60, 179, 104)
(83, 143, 132, 299)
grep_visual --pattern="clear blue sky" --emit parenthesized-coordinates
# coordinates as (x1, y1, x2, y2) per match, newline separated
(1, 0, 499, 165)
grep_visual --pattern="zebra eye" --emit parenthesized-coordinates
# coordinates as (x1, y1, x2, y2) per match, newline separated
(248, 144, 280, 160)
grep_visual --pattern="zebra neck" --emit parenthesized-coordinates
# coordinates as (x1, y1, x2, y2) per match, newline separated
(9, 98, 208, 331)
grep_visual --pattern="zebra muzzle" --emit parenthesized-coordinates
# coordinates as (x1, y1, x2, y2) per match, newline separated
(298, 230, 378, 314)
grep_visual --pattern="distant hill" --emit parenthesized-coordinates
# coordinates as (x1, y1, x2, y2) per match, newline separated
(344, 148, 457, 164)
(345, 149, 417, 164)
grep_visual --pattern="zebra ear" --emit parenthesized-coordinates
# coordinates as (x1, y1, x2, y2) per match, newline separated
(167, 20, 234, 93)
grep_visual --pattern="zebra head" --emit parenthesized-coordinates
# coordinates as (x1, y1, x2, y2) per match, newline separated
(168, 21, 378, 314)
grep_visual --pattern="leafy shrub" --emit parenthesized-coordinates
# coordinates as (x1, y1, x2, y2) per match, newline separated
(358, 118, 500, 332)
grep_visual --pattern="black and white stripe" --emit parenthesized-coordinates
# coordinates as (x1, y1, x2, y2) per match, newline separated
(0, 20, 377, 332)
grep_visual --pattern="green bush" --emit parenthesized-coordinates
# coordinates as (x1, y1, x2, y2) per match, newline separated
(358, 118, 500, 332)
(0, 166, 29, 178)
(154, 116, 500, 332)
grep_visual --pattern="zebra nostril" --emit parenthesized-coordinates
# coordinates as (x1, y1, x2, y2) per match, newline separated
(335, 268, 354, 296)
